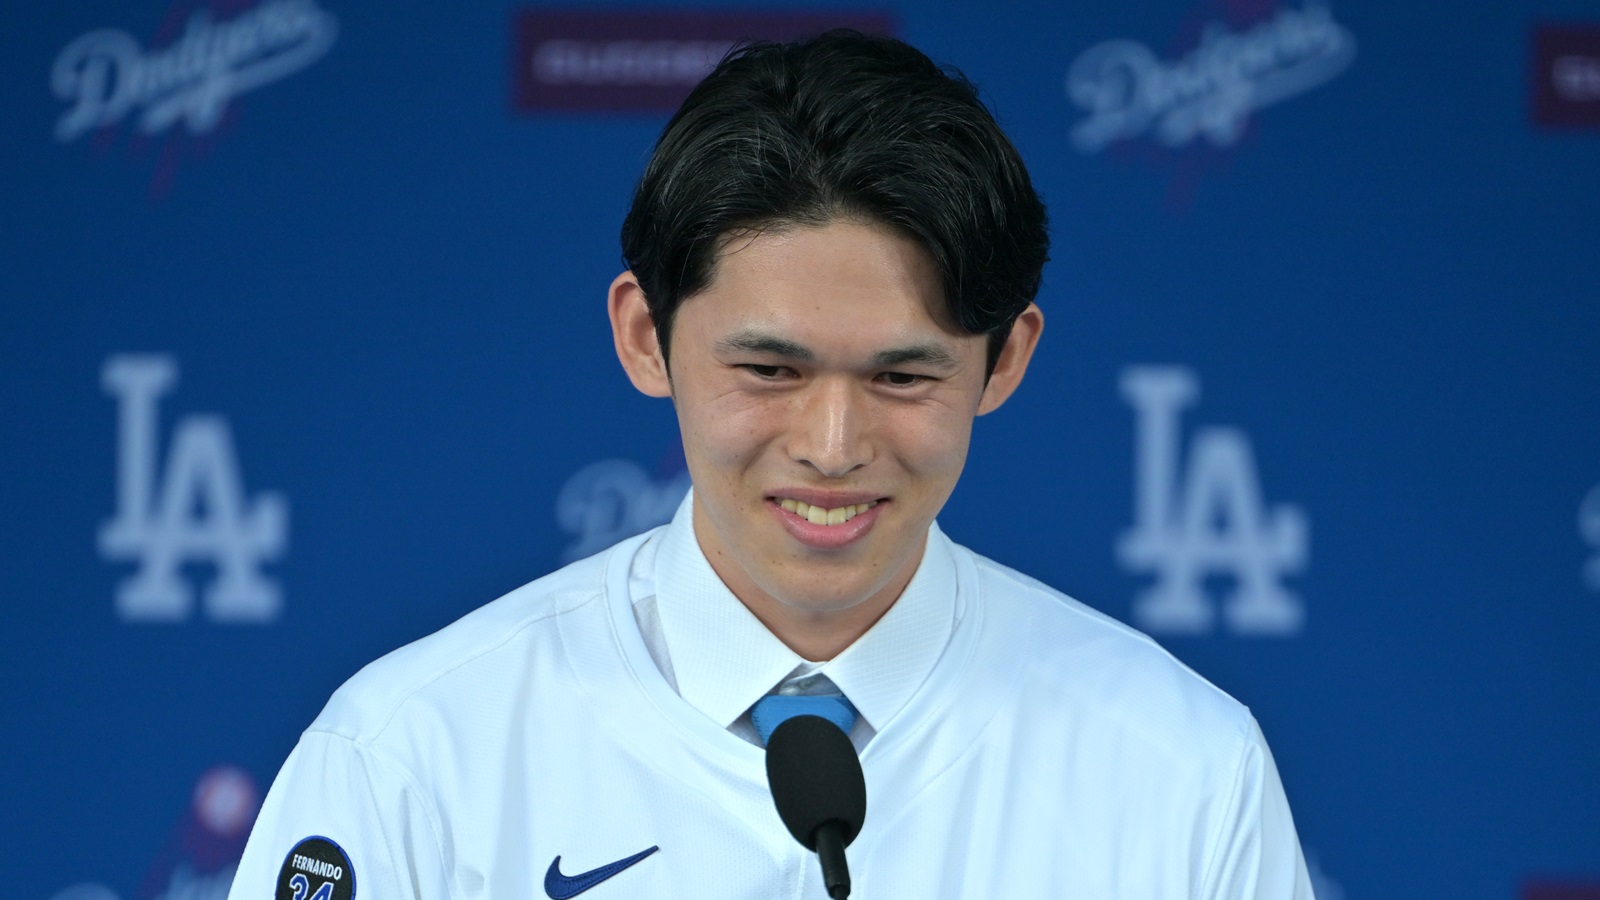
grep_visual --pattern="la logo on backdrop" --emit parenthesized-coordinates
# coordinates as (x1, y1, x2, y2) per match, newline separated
(1117, 366, 1308, 636)
(1064, 0, 1355, 203)
(100, 355, 288, 623)
(50, 0, 338, 195)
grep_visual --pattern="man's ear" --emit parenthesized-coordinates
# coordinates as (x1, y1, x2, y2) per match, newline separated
(976, 302, 1044, 415)
(608, 270, 672, 398)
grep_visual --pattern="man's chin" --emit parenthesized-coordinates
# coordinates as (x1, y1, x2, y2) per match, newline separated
(769, 590, 878, 616)
(758, 566, 906, 617)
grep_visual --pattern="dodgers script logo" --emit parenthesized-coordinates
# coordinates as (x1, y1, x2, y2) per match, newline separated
(51, 0, 338, 143)
(1117, 366, 1307, 635)
(1067, 2, 1355, 152)
(99, 355, 287, 623)
(556, 459, 690, 563)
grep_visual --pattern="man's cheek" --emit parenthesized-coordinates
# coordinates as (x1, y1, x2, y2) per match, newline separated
(703, 402, 783, 448)
(888, 412, 973, 469)
(699, 383, 782, 421)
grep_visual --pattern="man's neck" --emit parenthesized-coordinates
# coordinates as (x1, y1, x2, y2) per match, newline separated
(736, 582, 905, 662)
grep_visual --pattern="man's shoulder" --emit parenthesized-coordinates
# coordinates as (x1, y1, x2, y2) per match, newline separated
(305, 537, 631, 746)
(961, 546, 1255, 759)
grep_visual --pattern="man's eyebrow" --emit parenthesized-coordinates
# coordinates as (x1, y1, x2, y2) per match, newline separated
(870, 343, 961, 371)
(714, 331, 814, 361)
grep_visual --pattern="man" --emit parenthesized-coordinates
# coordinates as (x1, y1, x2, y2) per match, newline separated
(232, 31, 1313, 899)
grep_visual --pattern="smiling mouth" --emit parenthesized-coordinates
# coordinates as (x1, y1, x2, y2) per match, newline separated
(775, 498, 879, 526)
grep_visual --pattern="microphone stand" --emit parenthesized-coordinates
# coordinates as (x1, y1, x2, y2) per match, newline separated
(813, 821, 852, 899)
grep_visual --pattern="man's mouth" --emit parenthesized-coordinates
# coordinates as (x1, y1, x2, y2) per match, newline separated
(776, 498, 879, 526)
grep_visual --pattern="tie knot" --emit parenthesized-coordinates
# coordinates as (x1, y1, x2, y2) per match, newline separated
(751, 693, 858, 746)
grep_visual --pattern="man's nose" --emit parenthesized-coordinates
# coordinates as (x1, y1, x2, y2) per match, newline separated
(789, 378, 872, 478)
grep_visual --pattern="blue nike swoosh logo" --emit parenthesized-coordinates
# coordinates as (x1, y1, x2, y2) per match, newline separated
(544, 846, 659, 899)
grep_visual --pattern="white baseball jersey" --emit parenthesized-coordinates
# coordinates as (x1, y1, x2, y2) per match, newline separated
(231, 498, 1312, 899)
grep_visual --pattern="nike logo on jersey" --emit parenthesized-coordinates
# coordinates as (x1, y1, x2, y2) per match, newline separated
(544, 846, 659, 898)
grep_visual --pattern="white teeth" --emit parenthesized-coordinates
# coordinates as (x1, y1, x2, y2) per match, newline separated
(777, 499, 878, 526)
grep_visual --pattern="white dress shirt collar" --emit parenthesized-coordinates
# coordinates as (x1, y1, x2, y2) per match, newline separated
(648, 491, 957, 737)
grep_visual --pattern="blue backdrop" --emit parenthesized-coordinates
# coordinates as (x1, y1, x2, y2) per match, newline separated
(4, 2, 1598, 898)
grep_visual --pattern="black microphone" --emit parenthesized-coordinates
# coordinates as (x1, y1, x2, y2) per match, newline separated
(764, 714, 868, 900)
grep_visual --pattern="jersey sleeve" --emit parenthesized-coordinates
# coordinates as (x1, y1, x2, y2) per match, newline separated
(1199, 717, 1315, 900)
(228, 729, 452, 900)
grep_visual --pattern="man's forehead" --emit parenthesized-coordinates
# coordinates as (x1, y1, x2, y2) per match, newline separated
(675, 219, 975, 358)
(707, 220, 945, 305)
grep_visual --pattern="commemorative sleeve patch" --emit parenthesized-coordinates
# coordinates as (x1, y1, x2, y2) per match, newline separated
(276, 836, 356, 900)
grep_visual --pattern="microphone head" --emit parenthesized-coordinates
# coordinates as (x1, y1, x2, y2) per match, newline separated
(764, 714, 867, 850)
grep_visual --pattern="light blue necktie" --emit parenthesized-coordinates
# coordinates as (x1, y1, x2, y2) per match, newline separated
(751, 693, 859, 746)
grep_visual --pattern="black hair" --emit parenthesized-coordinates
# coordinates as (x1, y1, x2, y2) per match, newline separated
(620, 29, 1049, 374)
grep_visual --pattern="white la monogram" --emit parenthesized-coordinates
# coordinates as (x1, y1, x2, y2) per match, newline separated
(99, 355, 287, 623)
(1117, 366, 1307, 636)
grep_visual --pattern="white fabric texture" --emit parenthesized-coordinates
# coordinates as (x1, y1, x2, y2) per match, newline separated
(230, 494, 1314, 899)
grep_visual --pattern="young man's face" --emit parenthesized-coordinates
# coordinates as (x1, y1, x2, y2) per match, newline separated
(610, 219, 1041, 651)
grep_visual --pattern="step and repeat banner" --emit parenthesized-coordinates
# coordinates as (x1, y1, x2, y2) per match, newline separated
(3, 2, 1597, 898)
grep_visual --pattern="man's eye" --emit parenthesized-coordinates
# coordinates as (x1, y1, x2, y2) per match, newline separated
(741, 364, 787, 379)
(879, 372, 926, 387)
